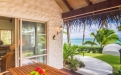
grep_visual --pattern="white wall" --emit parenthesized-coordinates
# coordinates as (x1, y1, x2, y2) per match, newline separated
(0, 0, 63, 69)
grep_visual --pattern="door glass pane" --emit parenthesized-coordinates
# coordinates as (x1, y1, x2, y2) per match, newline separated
(22, 56, 47, 65)
(22, 21, 36, 57)
(22, 21, 47, 58)
(29, 56, 47, 64)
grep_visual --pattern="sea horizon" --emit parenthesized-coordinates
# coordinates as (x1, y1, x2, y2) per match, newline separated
(63, 38, 121, 46)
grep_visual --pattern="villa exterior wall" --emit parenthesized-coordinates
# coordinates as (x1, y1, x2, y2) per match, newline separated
(0, 0, 63, 69)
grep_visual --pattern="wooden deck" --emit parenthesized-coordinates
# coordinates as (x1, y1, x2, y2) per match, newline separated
(9, 63, 71, 75)
(60, 68, 83, 75)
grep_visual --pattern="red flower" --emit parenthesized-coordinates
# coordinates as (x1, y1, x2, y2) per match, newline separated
(35, 67, 44, 74)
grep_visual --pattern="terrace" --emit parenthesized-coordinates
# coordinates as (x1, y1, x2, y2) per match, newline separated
(0, 0, 121, 75)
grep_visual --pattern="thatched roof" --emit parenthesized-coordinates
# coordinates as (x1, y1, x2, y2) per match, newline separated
(63, 9, 121, 32)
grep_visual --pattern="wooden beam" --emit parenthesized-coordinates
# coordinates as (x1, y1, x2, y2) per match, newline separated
(85, 0, 92, 5)
(62, 0, 121, 19)
(62, 0, 73, 11)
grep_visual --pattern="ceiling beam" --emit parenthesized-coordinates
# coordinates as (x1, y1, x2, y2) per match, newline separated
(85, 0, 92, 5)
(62, 0, 73, 11)
(62, 0, 121, 19)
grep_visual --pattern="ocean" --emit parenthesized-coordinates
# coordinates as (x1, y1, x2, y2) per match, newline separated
(63, 38, 94, 46)
(63, 38, 121, 46)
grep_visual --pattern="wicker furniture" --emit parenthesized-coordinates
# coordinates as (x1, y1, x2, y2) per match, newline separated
(9, 63, 72, 75)
(1, 52, 15, 72)
(0, 45, 10, 56)
(0, 44, 15, 75)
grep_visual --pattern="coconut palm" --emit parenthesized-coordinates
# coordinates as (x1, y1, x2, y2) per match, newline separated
(67, 23, 71, 44)
(118, 26, 121, 31)
(84, 28, 119, 47)
(82, 22, 86, 45)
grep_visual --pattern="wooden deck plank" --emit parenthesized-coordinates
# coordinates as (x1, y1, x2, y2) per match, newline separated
(13, 68, 23, 75)
(9, 63, 71, 75)
(9, 69, 18, 75)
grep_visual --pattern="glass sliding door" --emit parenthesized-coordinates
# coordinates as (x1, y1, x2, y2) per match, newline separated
(21, 20, 47, 65)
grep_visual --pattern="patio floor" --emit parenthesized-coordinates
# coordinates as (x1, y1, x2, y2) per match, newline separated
(75, 55, 113, 75)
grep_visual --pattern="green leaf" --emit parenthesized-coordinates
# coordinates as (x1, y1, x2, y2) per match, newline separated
(35, 72, 39, 75)
(30, 71, 36, 75)
(83, 41, 97, 46)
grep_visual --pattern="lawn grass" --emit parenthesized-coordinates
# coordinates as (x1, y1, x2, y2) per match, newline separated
(83, 53, 121, 70)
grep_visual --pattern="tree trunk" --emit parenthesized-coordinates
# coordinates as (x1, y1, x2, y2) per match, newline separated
(67, 22, 71, 44)
(82, 21, 86, 45)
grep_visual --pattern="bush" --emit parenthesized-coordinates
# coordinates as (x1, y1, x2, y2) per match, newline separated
(63, 43, 80, 65)
(78, 46, 103, 53)
(66, 58, 85, 71)
(63, 43, 85, 71)
(113, 67, 121, 75)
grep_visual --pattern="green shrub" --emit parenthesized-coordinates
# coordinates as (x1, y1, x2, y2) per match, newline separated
(67, 58, 85, 71)
(113, 67, 121, 75)
(63, 43, 80, 65)
(63, 43, 85, 71)
(78, 46, 103, 53)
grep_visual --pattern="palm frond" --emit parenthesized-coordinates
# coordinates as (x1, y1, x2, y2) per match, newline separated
(83, 41, 97, 46)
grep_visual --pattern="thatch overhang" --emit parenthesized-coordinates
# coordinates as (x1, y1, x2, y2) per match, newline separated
(55, 0, 121, 32)
(63, 10, 121, 32)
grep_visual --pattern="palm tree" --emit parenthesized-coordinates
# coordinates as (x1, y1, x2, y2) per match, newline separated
(82, 22, 86, 45)
(66, 22, 71, 44)
(118, 26, 121, 31)
(84, 28, 119, 47)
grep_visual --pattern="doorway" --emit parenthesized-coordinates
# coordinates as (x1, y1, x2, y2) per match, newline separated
(15, 19, 47, 66)
(0, 16, 15, 72)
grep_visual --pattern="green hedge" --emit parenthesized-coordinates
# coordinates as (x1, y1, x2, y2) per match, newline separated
(78, 46, 103, 53)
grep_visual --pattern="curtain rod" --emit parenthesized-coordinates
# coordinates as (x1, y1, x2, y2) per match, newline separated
(63, 5, 121, 21)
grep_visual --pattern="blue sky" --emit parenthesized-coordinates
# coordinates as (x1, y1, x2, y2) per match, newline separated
(63, 25, 121, 39)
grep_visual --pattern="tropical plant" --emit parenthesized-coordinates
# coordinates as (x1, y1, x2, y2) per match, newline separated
(83, 28, 119, 47)
(67, 58, 85, 71)
(63, 43, 85, 71)
(83, 41, 97, 46)
(117, 26, 121, 31)
(63, 43, 79, 65)
(113, 67, 121, 75)
(78, 46, 103, 53)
